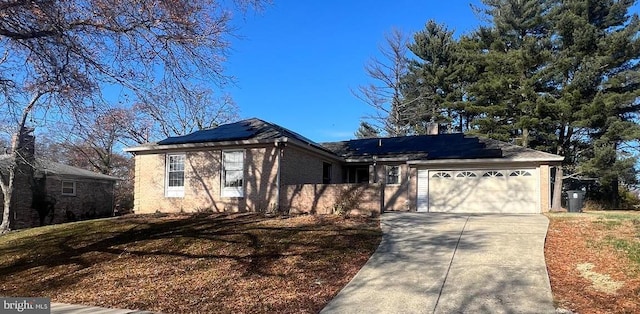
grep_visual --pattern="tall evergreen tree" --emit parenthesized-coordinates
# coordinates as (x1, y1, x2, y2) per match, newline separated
(394, 0, 640, 208)
(466, 0, 554, 146)
(403, 21, 469, 133)
(549, 0, 640, 207)
(354, 121, 381, 139)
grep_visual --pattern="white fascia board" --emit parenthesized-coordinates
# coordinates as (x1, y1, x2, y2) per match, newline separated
(123, 139, 280, 153)
(407, 157, 564, 165)
(344, 156, 411, 163)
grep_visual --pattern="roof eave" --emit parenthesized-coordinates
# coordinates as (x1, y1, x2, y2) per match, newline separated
(125, 136, 345, 161)
(124, 138, 282, 153)
(407, 157, 565, 165)
(40, 169, 121, 181)
(344, 156, 412, 163)
(45, 173, 120, 181)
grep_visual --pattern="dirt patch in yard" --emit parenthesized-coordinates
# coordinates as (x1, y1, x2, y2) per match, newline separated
(545, 212, 640, 314)
(0, 213, 381, 314)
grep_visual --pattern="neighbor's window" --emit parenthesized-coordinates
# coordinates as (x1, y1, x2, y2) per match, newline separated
(386, 166, 400, 185)
(323, 162, 332, 184)
(222, 150, 244, 197)
(61, 181, 76, 196)
(166, 153, 185, 197)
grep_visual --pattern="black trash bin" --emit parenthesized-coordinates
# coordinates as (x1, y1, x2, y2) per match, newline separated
(567, 190, 586, 212)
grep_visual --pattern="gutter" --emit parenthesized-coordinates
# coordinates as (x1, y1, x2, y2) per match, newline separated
(407, 157, 565, 165)
(123, 139, 280, 153)
(124, 136, 344, 162)
(345, 156, 412, 163)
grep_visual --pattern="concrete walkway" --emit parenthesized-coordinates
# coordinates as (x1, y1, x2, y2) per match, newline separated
(51, 303, 154, 314)
(321, 213, 555, 314)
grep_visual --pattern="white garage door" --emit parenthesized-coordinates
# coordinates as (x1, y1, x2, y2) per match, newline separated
(418, 169, 539, 214)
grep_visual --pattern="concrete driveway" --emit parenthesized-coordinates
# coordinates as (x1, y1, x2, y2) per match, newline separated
(321, 213, 555, 314)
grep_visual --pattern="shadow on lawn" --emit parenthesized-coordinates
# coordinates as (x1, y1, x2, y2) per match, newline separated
(0, 213, 380, 292)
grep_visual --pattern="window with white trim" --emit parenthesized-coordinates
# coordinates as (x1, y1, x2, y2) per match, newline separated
(166, 154, 185, 197)
(386, 165, 400, 185)
(61, 181, 76, 196)
(222, 150, 244, 197)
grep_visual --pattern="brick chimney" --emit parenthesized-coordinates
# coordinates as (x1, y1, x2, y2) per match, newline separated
(426, 123, 439, 135)
(15, 126, 35, 162)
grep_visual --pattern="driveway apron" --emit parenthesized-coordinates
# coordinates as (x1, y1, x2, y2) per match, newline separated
(321, 212, 555, 314)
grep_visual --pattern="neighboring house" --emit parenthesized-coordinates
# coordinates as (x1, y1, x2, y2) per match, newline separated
(0, 128, 119, 229)
(125, 118, 564, 215)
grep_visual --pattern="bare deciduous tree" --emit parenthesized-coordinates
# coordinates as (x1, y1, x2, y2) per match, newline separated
(133, 83, 239, 142)
(0, 0, 268, 232)
(353, 28, 412, 137)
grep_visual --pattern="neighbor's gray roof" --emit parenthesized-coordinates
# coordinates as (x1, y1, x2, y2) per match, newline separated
(0, 155, 119, 181)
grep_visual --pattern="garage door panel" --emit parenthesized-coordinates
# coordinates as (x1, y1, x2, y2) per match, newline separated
(505, 179, 536, 191)
(428, 179, 475, 213)
(422, 168, 539, 214)
(478, 191, 513, 204)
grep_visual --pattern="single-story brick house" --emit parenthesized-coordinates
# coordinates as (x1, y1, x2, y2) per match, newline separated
(125, 118, 564, 215)
(0, 129, 119, 229)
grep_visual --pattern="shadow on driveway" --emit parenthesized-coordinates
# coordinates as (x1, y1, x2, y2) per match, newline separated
(321, 212, 555, 314)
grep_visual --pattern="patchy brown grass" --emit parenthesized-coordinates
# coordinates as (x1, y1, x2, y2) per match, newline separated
(0, 213, 381, 314)
(545, 211, 640, 314)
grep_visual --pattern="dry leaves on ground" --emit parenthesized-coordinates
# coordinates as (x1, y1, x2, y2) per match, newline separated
(545, 213, 640, 314)
(0, 213, 382, 314)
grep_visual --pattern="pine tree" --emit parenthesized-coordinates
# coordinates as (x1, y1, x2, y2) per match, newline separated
(551, 0, 640, 207)
(466, 0, 554, 146)
(403, 21, 469, 133)
(354, 121, 381, 139)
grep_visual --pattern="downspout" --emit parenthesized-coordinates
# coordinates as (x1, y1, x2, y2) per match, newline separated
(406, 161, 410, 211)
(275, 140, 285, 212)
(372, 156, 378, 184)
(112, 180, 116, 216)
(373, 156, 384, 214)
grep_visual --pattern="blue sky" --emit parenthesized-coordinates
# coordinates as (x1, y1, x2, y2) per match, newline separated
(226, 0, 485, 143)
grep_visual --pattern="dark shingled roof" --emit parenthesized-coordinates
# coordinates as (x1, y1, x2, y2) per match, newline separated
(157, 118, 322, 148)
(0, 155, 119, 181)
(322, 134, 503, 160)
(129, 118, 562, 163)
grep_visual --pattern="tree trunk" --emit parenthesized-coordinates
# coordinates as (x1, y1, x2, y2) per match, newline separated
(0, 156, 16, 232)
(610, 178, 620, 209)
(551, 166, 564, 210)
(522, 128, 529, 148)
(0, 92, 44, 233)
